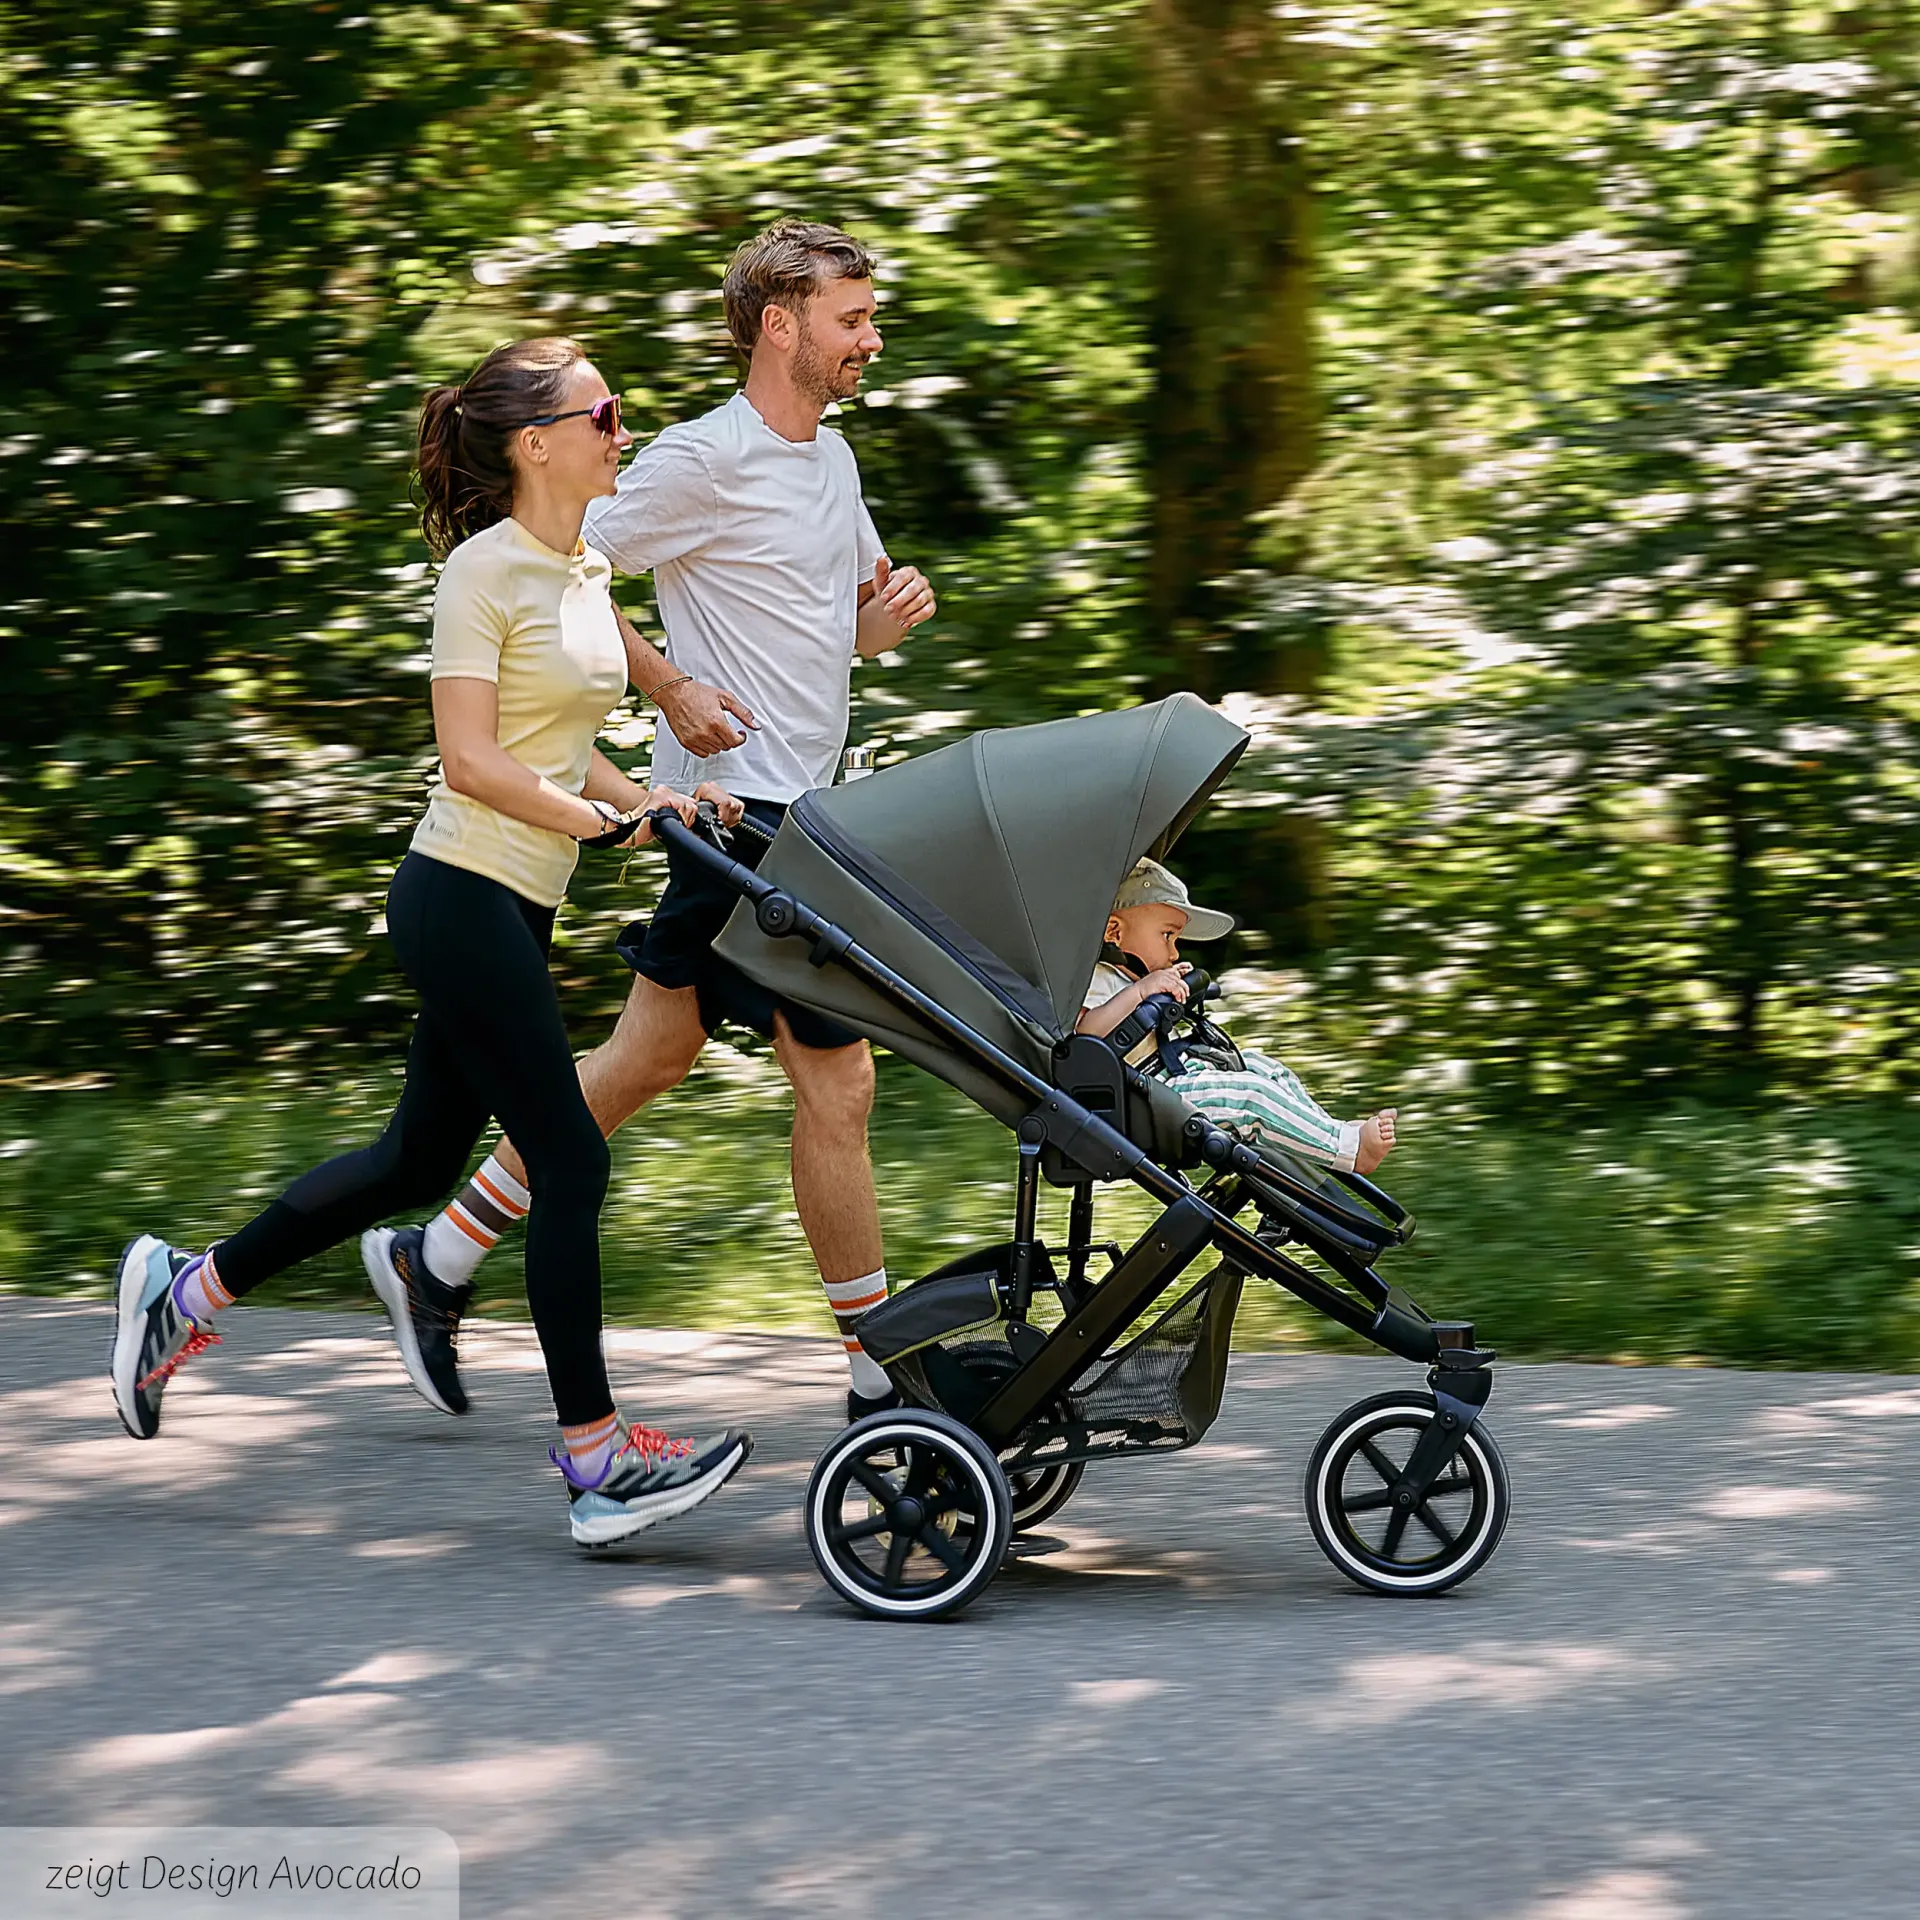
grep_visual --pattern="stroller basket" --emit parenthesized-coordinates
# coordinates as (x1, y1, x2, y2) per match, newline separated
(884, 1247, 1244, 1468)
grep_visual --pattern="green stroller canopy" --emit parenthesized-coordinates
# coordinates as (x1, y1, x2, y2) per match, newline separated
(714, 693, 1249, 1125)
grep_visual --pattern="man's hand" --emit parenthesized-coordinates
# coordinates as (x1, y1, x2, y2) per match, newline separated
(693, 781, 745, 827)
(654, 678, 759, 757)
(857, 556, 936, 657)
(875, 556, 936, 631)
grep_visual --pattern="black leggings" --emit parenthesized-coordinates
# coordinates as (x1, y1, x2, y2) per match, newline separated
(214, 852, 614, 1426)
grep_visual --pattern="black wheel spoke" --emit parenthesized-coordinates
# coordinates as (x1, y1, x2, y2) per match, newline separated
(923, 1484, 978, 1526)
(882, 1524, 913, 1588)
(828, 1511, 893, 1546)
(901, 1445, 936, 1502)
(915, 1524, 967, 1572)
(1413, 1501, 1458, 1549)
(848, 1461, 900, 1506)
(1427, 1472, 1472, 1499)
(1358, 1438, 1402, 1487)
(1380, 1504, 1412, 1559)
(1340, 1486, 1396, 1514)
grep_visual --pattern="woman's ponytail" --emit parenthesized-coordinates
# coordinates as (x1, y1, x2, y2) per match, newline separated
(413, 338, 586, 559)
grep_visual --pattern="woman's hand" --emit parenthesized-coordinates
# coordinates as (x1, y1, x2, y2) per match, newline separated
(621, 784, 700, 844)
(694, 781, 745, 827)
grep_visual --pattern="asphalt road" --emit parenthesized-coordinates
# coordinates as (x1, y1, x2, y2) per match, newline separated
(4, 1296, 1918, 1919)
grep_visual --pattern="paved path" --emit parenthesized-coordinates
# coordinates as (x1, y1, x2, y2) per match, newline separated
(3, 1298, 1918, 1918)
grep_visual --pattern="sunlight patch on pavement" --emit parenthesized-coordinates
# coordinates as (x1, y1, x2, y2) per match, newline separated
(325, 1652, 463, 1689)
(1697, 1485, 1866, 1520)
(354, 1534, 470, 1561)
(1518, 1868, 1690, 1918)
(1069, 1678, 1167, 1708)
(1547, 1403, 1677, 1431)
(1306, 1642, 1650, 1731)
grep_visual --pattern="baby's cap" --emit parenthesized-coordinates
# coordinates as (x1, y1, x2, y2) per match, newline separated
(1113, 857, 1235, 941)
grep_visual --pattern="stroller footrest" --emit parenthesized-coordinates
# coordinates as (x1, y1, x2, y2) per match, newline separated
(856, 1271, 1003, 1367)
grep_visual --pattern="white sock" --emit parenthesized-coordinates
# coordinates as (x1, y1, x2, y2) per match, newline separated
(822, 1268, 892, 1397)
(423, 1153, 530, 1288)
(172, 1248, 234, 1325)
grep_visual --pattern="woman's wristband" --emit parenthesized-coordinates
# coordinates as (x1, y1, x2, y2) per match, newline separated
(646, 672, 693, 704)
(576, 799, 619, 842)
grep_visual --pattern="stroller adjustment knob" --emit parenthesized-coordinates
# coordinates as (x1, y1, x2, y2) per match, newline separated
(756, 891, 799, 937)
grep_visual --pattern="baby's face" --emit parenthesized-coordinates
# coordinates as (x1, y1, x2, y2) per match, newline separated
(1110, 903, 1189, 971)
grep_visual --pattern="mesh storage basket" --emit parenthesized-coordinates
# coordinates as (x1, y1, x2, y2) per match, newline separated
(900, 1257, 1244, 1466)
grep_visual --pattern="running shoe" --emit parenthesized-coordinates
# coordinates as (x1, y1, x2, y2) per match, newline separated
(110, 1235, 220, 1439)
(553, 1423, 753, 1548)
(362, 1226, 471, 1415)
(847, 1384, 902, 1424)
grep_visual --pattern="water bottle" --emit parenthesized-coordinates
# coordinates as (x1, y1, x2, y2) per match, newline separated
(842, 745, 876, 783)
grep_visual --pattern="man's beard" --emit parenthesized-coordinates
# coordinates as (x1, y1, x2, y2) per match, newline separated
(793, 333, 866, 408)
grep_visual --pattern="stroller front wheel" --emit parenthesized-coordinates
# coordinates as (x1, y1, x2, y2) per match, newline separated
(1305, 1390, 1511, 1596)
(806, 1410, 1013, 1620)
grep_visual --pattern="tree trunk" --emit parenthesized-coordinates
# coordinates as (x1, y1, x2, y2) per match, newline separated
(1141, 0, 1318, 699)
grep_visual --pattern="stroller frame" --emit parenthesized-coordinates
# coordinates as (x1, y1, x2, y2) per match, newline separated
(656, 809, 1507, 1618)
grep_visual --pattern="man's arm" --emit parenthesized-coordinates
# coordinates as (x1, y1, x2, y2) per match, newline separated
(856, 555, 937, 660)
(613, 604, 759, 757)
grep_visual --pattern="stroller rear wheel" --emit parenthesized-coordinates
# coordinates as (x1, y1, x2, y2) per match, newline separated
(806, 1410, 1012, 1620)
(1305, 1390, 1510, 1596)
(1006, 1454, 1087, 1533)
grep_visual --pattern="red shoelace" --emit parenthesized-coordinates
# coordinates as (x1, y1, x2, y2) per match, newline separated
(138, 1326, 221, 1392)
(624, 1422, 694, 1464)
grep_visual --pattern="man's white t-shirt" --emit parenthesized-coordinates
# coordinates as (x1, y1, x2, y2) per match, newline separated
(582, 390, 886, 803)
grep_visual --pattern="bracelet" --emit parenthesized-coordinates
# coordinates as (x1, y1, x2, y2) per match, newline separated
(576, 800, 619, 841)
(646, 673, 693, 704)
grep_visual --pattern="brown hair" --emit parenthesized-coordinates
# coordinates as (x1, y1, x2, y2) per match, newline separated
(414, 336, 587, 558)
(721, 218, 875, 358)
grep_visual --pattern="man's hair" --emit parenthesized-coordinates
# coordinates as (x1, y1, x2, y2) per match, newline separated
(722, 218, 875, 357)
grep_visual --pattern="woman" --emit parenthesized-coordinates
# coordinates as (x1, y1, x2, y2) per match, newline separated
(109, 337, 753, 1548)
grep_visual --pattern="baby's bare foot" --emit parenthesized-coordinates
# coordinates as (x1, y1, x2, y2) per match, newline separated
(1354, 1108, 1398, 1176)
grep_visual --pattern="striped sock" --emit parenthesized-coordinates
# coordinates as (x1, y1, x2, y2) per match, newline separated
(822, 1268, 892, 1397)
(560, 1412, 623, 1484)
(423, 1153, 530, 1289)
(172, 1248, 234, 1326)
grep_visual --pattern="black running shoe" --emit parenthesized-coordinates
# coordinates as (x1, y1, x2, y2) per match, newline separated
(110, 1235, 221, 1439)
(552, 1423, 753, 1548)
(361, 1226, 470, 1415)
(847, 1384, 902, 1424)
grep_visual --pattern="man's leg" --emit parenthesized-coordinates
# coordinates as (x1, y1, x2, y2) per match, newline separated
(421, 975, 708, 1287)
(772, 1015, 891, 1399)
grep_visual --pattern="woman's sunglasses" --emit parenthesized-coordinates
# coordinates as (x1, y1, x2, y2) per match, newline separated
(520, 395, 623, 436)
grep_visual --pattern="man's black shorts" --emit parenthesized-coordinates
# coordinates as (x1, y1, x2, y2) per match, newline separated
(617, 798, 860, 1051)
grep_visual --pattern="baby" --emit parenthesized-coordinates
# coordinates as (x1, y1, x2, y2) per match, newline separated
(1077, 858, 1399, 1176)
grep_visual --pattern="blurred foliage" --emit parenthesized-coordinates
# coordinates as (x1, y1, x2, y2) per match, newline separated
(8, 1058, 1920, 1369)
(7, 2, 1920, 1357)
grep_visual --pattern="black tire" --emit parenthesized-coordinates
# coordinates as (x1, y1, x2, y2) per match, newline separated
(806, 1410, 1013, 1621)
(1006, 1454, 1087, 1533)
(1304, 1390, 1510, 1596)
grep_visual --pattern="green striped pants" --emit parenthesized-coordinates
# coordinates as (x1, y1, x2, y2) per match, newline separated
(1171, 1051, 1362, 1172)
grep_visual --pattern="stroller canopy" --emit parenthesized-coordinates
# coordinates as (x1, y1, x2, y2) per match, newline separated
(715, 694, 1249, 1125)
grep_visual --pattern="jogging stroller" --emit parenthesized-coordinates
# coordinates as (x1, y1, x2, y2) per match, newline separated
(654, 694, 1509, 1620)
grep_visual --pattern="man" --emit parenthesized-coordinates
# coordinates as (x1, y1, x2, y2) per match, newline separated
(363, 218, 936, 1424)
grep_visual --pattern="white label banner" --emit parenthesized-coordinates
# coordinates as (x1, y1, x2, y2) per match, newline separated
(0, 1830, 458, 1919)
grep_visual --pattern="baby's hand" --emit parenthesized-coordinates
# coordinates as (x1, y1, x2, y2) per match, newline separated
(1138, 964, 1191, 1003)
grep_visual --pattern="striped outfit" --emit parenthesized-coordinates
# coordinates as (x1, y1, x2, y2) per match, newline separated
(1170, 1053, 1362, 1172)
